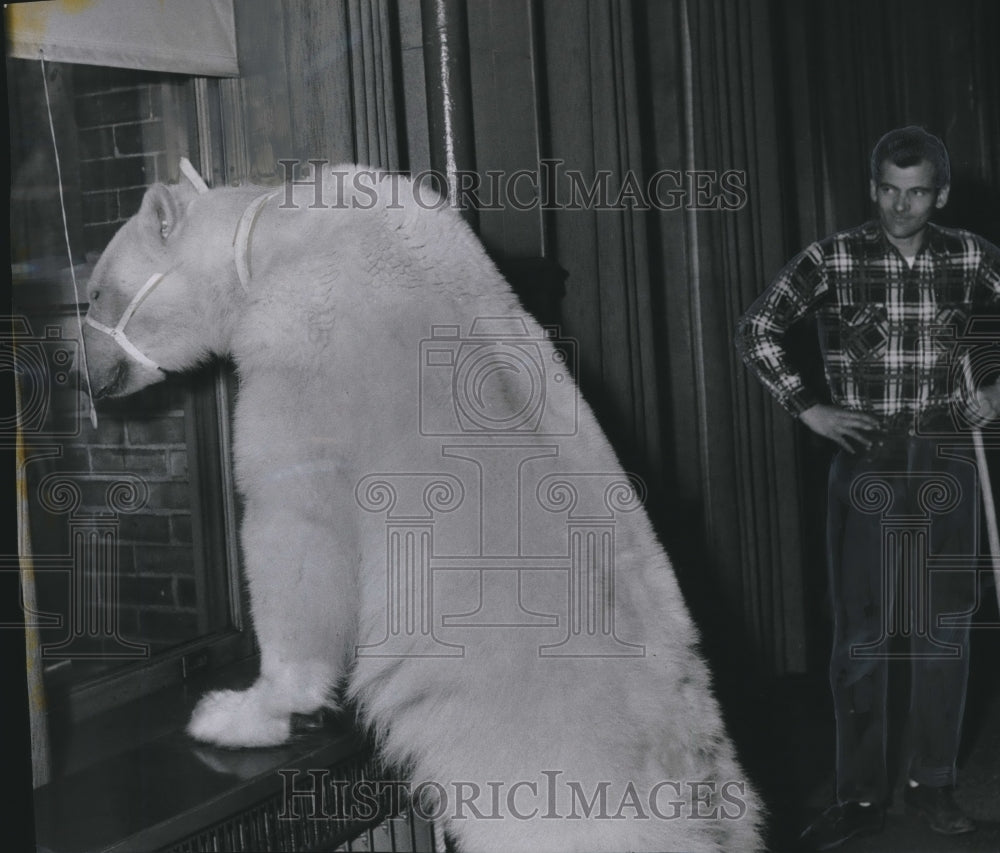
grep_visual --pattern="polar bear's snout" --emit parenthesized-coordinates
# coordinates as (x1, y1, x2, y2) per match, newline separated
(88, 359, 128, 401)
(81, 320, 126, 399)
(81, 320, 159, 401)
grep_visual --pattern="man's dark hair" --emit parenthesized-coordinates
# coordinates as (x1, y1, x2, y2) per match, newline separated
(870, 126, 951, 188)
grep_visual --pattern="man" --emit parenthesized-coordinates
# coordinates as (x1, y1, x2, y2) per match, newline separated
(736, 126, 1000, 850)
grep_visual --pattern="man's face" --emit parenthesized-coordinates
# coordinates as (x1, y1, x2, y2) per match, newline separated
(869, 159, 949, 244)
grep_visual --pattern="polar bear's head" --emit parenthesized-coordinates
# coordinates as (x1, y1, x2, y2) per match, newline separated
(82, 181, 230, 400)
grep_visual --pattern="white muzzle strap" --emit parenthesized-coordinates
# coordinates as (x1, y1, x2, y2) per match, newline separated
(84, 273, 166, 371)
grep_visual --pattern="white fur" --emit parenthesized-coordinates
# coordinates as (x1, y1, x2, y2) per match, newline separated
(82, 167, 764, 852)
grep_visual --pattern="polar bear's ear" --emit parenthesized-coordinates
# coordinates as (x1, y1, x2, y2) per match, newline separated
(139, 184, 183, 242)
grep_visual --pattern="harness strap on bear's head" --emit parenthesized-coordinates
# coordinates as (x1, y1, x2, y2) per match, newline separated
(233, 188, 282, 292)
(84, 273, 166, 371)
(179, 156, 210, 194)
(85, 160, 278, 371)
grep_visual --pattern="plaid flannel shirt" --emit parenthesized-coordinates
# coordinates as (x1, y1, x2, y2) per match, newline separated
(736, 221, 1000, 428)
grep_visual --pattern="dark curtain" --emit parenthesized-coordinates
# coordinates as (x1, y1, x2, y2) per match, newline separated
(538, 0, 666, 480)
(629, 0, 811, 675)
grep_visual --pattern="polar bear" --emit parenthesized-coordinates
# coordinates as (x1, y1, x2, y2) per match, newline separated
(81, 165, 764, 852)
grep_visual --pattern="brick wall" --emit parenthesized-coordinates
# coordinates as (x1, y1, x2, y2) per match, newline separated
(72, 65, 169, 254)
(75, 381, 201, 654)
(28, 331, 205, 666)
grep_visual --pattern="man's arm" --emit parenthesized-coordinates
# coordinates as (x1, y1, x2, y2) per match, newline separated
(735, 243, 879, 453)
(967, 236, 1000, 423)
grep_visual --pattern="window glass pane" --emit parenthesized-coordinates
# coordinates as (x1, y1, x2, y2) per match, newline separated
(9, 59, 236, 699)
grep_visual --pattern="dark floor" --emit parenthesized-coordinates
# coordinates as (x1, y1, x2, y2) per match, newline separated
(757, 627, 1000, 853)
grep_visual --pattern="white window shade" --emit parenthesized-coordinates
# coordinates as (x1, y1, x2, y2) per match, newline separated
(6, 0, 238, 77)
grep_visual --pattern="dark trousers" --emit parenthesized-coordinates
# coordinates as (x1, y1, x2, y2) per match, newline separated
(826, 435, 980, 804)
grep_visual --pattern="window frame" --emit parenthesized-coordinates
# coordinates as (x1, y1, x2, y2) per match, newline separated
(10, 66, 257, 731)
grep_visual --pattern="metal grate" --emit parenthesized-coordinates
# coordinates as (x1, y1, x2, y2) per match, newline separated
(330, 812, 436, 853)
(159, 753, 436, 853)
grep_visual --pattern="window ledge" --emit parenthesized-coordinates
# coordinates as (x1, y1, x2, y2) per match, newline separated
(33, 659, 384, 853)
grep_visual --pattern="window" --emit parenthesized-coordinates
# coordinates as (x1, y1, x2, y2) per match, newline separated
(9, 57, 252, 727)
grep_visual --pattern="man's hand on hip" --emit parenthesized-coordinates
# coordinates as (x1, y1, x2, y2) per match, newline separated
(800, 404, 880, 453)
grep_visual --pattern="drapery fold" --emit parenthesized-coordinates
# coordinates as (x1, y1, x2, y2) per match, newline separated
(635, 0, 810, 673)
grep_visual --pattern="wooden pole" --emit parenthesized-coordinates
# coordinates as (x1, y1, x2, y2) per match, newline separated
(16, 371, 51, 788)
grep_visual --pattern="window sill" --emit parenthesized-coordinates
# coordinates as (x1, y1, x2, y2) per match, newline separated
(33, 658, 385, 853)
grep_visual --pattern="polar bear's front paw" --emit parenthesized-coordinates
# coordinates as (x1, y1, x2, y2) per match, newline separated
(187, 688, 291, 747)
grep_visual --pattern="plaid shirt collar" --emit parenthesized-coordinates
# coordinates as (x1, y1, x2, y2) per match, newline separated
(861, 219, 950, 261)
